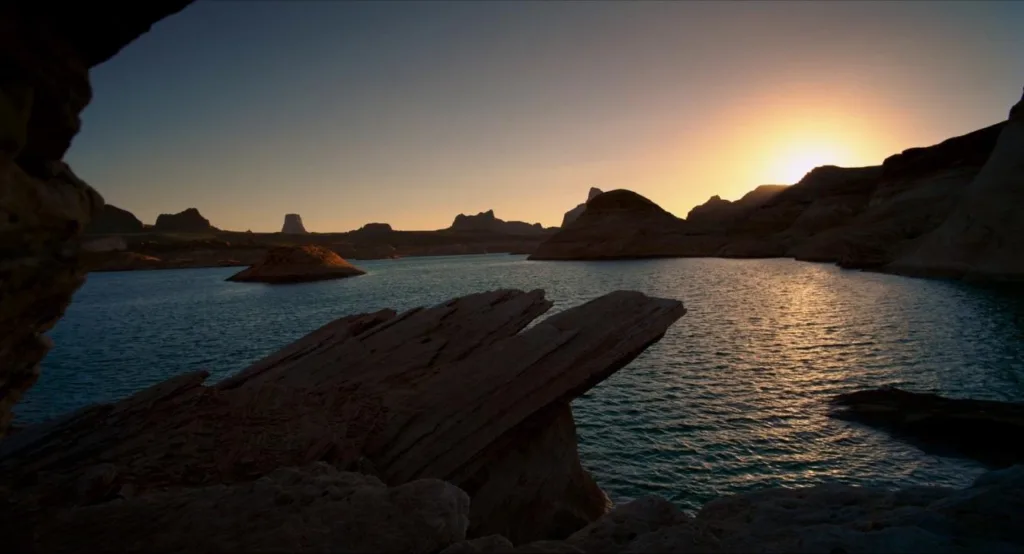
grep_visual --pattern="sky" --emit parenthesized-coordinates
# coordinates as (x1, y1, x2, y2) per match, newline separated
(67, 1, 1024, 232)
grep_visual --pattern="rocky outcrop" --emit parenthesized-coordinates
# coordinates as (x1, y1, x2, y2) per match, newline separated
(226, 245, 365, 284)
(561, 188, 604, 228)
(280, 213, 307, 234)
(83, 204, 144, 234)
(450, 210, 548, 235)
(530, 190, 693, 260)
(886, 89, 1024, 280)
(0, 2, 193, 436)
(153, 207, 215, 233)
(831, 387, 1024, 468)
(0, 289, 685, 547)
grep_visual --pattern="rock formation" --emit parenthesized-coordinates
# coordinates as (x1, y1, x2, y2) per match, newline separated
(83, 204, 144, 234)
(450, 210, 549, 235)
(352, 222, 393, 235)
(529, 190, 692, 260)
(280, 213, 307, 234)
(226, 244, 365, 284)
(685, 185, 787, 232)
(561, 187, 604, 228)
(831, 387, 1024, 468)
(153, 207, 215, 233)
(886, 89, 1024, 280)
(0, 1, 194, 437)
(0, 289, 686, 548)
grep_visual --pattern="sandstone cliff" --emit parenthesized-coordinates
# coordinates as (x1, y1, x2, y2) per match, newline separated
(227, 244, 365, 284)
(153, 207, 215, 233)
(84, 204, 144, 234)
(0, 1, 194, 436)
(280, 213, 308, 234)
(561, 187, 604, 227)
(885, 89, 1024, 280)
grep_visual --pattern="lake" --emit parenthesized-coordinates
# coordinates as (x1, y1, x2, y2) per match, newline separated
(16, 254, 1024, 510)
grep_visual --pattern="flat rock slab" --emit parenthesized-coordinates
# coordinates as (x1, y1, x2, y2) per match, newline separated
(830, 387, 1024, 467)
(0, 288, 685, 544)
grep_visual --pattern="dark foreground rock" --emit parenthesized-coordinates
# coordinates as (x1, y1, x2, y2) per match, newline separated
(0, 1, 195, 437)
(0, 289, 685, 548)
(226, 244, 365, 283)
(830, 387, 1024, 467)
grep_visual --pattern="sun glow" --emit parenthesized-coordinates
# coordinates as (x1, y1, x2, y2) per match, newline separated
(770, 142, 850, 185)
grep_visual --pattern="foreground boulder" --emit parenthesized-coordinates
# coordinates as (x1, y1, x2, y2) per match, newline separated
(0, 2, 194, 437)
(226, 244, 365, 284)
(831, 387, 1024, 467)
(0, 289, 686, 546)
(31, 463, 470, 553)
(280, 213, 308, 234)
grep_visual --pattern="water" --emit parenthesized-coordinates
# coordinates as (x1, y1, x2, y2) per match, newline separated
(16, 254, 1024, 510)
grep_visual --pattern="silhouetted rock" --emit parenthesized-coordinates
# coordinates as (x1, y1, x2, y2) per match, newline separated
(831, 387, 1024, 467)
(353, 222, 393, 235)
(84, 204, 144, 235)
(530, 190, 692, 260)
(280, 213, 307, 234)
(561, 187, 604, 227)
(685, 185, 787, 232)
(886, 89, 1024, 280)
(0, 1, 193, 436)
(450, 210, 548, 235)
(226, 245, 365, 284)
(153, 207, 215, 233)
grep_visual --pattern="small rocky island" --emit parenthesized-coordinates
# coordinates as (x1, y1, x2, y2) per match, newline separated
(226, 245, 366, 284)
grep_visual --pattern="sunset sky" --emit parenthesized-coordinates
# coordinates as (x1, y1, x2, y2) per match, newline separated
(67, 1, 1024, 232)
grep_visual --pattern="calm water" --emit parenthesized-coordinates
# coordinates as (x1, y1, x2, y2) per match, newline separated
(16, 254, 1024, 510)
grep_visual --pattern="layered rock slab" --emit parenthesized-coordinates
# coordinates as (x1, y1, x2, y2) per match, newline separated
(226, 244, 365, 284)
(0, 289, 686, 545)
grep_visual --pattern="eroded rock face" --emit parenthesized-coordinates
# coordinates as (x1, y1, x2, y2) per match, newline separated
(280, 213, 307, 234)
(0, 2, 193, 437)
(561, 187, 604, 228)
(685, 185, 787, 232)
(887, 89, 1024, 280)
(84, 204, 144, 234)
(226, 244, 365, 284)
(153, 207, 214, 233)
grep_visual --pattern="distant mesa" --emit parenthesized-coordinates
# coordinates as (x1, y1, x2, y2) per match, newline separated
(351, 222, 393, 235)
(560, 187, 604, 227)
(226, 245, 366, 284)
(281, 213, 308, 234)
(449, 209, 548, 235)
(85, 204, 144, 235)
(153, 208, 216, 233)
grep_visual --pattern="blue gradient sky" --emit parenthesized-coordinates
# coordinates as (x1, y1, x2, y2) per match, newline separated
(68, 1, 1024, 232)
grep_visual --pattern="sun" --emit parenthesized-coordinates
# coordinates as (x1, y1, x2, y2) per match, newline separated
(771, 143, 846, 185)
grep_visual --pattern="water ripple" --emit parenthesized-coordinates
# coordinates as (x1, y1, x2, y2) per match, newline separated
(16, 255, 1024, 510)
